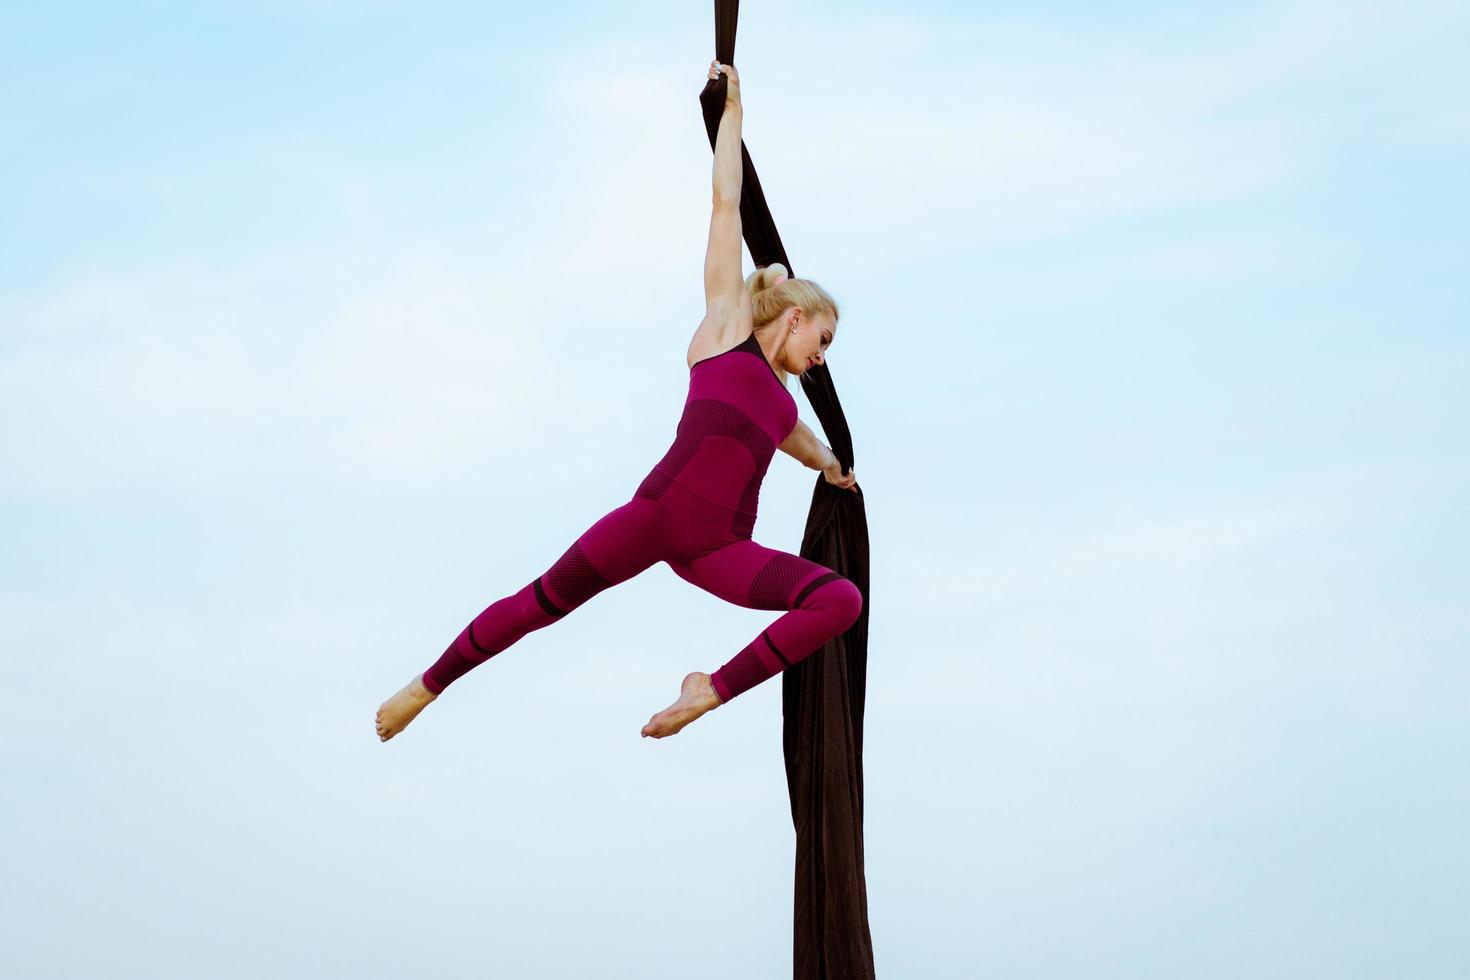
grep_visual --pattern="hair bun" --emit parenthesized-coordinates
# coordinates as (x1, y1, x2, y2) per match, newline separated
(766, 264, 789, 288)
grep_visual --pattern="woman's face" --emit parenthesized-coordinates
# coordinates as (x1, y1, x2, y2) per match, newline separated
(782, 309, 837, 376)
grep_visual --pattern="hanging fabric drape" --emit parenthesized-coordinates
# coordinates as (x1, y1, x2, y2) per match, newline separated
(699, 3, 876, 977)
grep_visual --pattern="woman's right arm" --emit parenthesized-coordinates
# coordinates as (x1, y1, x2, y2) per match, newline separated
(703, 61, 746, 320)
(711, 61, 743, 202)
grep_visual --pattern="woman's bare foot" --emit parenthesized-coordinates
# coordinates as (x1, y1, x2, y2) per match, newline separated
(642, 671, 722, 739)
(376, 674, 438, 742)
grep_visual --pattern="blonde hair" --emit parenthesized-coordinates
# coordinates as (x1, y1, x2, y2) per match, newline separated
(743, 263, 840, 386)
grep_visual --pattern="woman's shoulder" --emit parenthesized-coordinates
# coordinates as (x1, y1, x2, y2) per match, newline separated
(687, 309, 754, 369)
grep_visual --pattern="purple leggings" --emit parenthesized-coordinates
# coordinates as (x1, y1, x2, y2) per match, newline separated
(421, 476, 863, 703)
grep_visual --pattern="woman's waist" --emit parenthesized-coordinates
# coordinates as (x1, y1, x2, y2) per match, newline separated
(646, 464, 764, 515)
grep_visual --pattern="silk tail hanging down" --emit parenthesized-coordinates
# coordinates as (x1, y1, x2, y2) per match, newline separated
(699, 2, 876, 977)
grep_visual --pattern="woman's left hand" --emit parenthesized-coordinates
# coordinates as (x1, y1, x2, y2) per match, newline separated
(822, 455, 858, 493)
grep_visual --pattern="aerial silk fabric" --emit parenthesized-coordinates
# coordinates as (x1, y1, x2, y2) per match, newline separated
(700, 3, 877, 976)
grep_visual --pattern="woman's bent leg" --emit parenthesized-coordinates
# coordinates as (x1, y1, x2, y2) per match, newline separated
(423, 497, 667, 694)
(668, 540, 863, 704)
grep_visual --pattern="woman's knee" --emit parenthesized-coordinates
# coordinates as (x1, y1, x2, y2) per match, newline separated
(835, 577, 864, 628)
(808, 574, 863, 629)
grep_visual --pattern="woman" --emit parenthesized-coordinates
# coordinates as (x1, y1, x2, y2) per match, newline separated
(376, 60, 860, 743)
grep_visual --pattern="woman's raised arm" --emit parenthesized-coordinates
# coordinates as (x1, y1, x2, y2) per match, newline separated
(704, 61, 745, 318)
(710, 60, 742, 200)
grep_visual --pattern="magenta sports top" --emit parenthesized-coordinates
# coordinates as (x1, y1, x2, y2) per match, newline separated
(646, 331, 800, 519)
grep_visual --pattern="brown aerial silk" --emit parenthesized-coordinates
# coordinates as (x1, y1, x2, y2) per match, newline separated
(700, 3, 876, 976)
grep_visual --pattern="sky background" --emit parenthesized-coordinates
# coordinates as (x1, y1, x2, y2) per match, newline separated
(2, 0, 1467, 977)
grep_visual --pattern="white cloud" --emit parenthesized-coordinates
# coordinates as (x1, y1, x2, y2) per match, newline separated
(888, 496, 1318, 612)
(0, 248, 586, 497)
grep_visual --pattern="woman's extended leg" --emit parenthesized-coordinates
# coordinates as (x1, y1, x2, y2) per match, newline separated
(424, 495, 670, 693)
(376, 495, 668, 740)
(641, 540, 862, 734)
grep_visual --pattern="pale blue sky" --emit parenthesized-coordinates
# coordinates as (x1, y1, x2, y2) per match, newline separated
(3, 1, 1467, 977)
